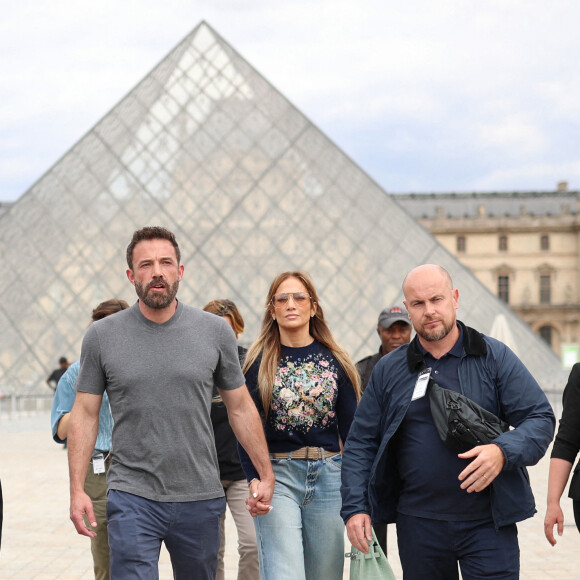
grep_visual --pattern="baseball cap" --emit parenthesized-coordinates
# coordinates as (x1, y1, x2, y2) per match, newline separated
(378, 306, 410, 329)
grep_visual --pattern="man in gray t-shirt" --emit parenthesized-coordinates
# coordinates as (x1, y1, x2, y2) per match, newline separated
(67, 226, 274, 580)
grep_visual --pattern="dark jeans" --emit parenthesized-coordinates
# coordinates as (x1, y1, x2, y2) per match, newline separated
(397, 513, 519, 580)
(107, 490, 225, 580)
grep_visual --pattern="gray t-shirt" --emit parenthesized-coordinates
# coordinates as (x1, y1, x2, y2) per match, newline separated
(76, 301, 245, 502)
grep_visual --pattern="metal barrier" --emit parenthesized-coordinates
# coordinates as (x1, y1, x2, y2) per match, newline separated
(0, 393, 54, 420)
(0, 390, 565, 423)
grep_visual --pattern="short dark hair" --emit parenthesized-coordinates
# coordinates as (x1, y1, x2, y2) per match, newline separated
(126, 226, 181, 270)
(92, 299, 130, 322)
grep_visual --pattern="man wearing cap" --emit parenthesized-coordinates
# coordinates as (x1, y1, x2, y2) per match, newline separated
(356, 306, 412, 392)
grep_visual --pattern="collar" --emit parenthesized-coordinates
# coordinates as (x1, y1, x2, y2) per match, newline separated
(406, 320, 487, 373)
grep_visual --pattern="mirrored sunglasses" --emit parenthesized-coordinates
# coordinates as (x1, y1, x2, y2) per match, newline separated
(271, 292, 312, 307)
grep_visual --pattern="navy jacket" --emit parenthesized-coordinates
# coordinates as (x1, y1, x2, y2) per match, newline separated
(341, 322, 555, 529)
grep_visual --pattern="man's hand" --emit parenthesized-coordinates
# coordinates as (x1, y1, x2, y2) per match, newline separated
(544, 502, 564, 546)
(68, 391, 101, 537)
(457, 443, 506, 492)
(346, 513, 372, 553)
(245, 478, 275, 517)
(70, 489, 98, 538)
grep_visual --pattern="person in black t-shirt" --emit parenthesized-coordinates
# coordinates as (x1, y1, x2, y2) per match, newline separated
(46, 357, 70, 392)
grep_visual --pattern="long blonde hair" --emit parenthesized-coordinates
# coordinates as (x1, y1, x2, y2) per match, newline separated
(243, 271, 361, 417)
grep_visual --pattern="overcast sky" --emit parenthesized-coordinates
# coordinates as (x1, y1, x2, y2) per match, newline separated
(1, 0, 579, 202)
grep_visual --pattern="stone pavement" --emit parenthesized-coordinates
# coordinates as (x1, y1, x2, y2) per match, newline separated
(1, 409, 579, 579)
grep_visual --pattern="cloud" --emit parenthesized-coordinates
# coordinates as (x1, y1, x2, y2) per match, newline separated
(0, 0, 579, 200)
(479, 114, 546, 156)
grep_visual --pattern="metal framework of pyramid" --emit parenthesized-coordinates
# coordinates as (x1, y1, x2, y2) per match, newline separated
(0, 21, 566, 395)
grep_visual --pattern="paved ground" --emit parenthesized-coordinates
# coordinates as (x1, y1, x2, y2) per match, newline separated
(0, 408, 579, 579)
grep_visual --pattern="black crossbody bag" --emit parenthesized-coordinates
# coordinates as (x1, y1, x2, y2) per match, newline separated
(428, 379, 510, 454)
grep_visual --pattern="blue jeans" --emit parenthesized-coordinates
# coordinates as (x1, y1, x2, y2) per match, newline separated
(107, 490, 225, 580)
(397, 513, 519, 580)
(254, 454, 345, 580)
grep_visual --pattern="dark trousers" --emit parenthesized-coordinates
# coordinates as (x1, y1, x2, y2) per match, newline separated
(375, 523, 387, 555)
(107, 490, 225, 580)
(396, 513, 519, 580)
(574, 499, 580, 534)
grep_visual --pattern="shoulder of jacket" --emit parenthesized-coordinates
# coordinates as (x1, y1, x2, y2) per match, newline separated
(357, 354, 376, 365)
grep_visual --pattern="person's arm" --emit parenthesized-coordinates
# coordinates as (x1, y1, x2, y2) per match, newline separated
(46, 373, 57, 391)
(341, 363, 388, 553)
(485, 345, 555, 470)
(458, 345, 556, 491)
(544, 457, 574, 546)
(219, 384, 275, 516)
(68, 391, 102, 537)
(337, 365, 358, 445)
(51, 363, 79, 444)
(57, 413, 71, 440)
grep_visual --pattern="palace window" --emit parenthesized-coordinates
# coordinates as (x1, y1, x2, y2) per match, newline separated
(540, 235, 550, 251)
(498, 235, 508, 251)
(498, 275, 509, 303)
(539, 326, 552, 347)
(456, 235, 466, 252)
(539, 275, 551, 304)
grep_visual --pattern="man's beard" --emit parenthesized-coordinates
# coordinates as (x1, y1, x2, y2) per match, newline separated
(135, 277, 179, 309)
(418, 317, 455, 342)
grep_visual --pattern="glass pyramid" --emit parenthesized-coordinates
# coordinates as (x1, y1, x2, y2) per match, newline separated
(0, 21, 566, 396)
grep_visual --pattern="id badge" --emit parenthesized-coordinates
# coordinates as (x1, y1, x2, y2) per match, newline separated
(93, 453, 106, 475)
(412, 368, 431, 401)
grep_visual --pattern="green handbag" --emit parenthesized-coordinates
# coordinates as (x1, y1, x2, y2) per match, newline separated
(345, 528, 396, 580)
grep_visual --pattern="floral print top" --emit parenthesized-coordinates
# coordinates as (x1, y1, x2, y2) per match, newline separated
(239, 340, 357, 480)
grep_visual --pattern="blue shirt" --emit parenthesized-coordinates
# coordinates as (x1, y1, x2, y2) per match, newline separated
(51, 361, 113, 456)
(395, 325, 491, 520)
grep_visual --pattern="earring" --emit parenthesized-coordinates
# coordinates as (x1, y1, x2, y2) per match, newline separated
(272, 316, 276, 321)
(311, 314, 315, 318)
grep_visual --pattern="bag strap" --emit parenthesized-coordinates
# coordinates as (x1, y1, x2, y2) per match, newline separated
(345, 528, 386, 561)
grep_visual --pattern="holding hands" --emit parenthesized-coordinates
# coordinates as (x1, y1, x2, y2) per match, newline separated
(246, 477, 275, 517)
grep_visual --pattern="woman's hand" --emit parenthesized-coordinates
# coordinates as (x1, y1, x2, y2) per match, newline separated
(246, 478, 274, 517)
(544, 501, 565, 546)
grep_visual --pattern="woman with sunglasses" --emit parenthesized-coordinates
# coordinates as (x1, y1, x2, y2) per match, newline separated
(240, 271, 360, 580)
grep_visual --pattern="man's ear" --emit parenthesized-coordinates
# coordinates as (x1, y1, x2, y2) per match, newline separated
(126, 269, 135, 285)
